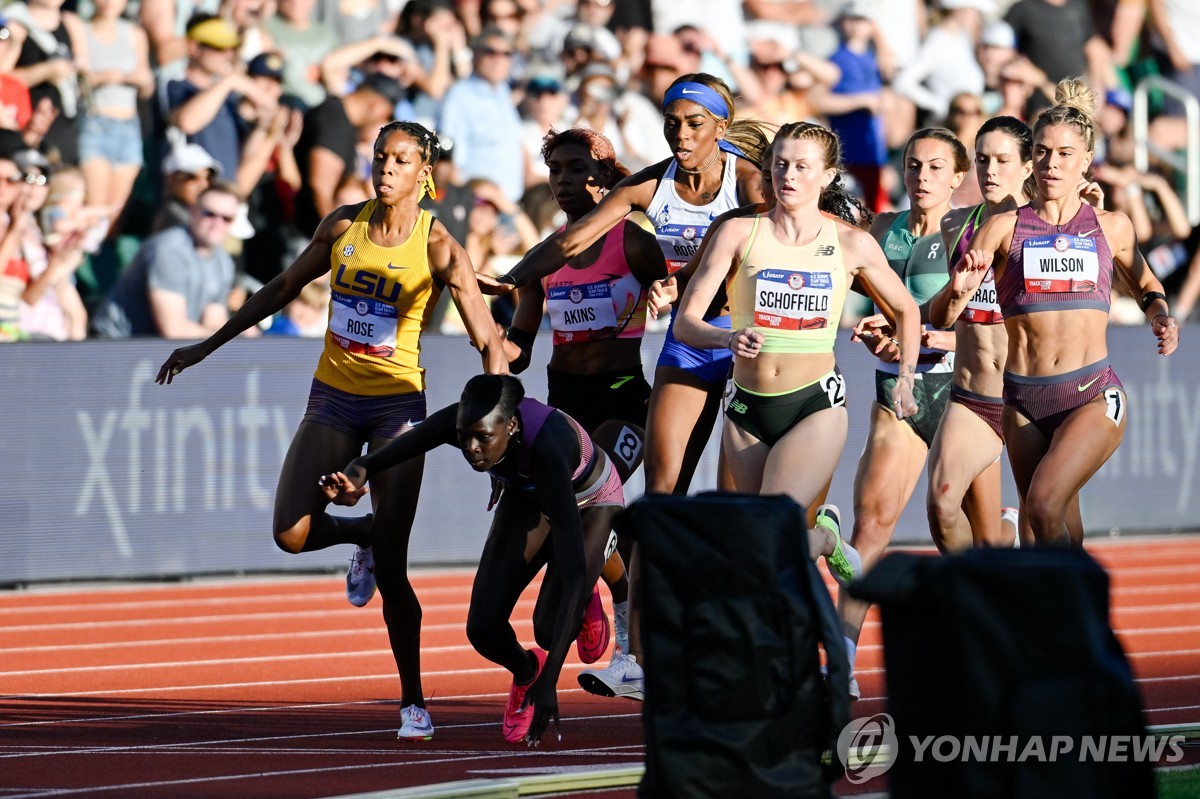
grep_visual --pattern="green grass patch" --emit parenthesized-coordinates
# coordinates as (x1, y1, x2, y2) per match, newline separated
(1157, 765, 1200, 799)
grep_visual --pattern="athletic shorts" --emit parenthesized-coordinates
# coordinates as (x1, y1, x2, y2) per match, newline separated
(725, 367, 847, 447)
(547, 367, 651, 433)
(950, 383, 1005, 442)
(656, 313, 732, 388)
(875, 369, 953, 448)
(301, 378, 427, 441)
(575, 449, 625, 510)
(1003, 360, 1124, 439)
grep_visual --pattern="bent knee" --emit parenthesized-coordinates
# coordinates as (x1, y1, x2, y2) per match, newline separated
(273, 524, 309, 554)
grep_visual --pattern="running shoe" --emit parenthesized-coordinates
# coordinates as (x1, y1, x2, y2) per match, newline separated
(817, 504, 862, 588)
(576, 585, 611, 664)
(578, 651, 644, 701)
(346, 545, 376, 607)
(613, 600, 629, 656)
(502, 647, 547, 743)
(849, 673, 861, 701)
(397, 704, 434, 741)
(1001, 507, 1020, 549)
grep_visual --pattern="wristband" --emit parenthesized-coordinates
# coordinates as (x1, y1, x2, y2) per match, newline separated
(1140, 291, 1167, 312)
(496, 273, 518, 287)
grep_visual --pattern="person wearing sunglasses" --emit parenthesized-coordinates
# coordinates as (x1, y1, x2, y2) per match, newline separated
(91, 181, 242, 338)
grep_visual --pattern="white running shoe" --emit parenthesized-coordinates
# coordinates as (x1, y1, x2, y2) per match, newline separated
(1001, 507, 1020, 549)
(397, 704, 434, 741)
(346, 546, 376, 607)
(579, 651, 644, 701)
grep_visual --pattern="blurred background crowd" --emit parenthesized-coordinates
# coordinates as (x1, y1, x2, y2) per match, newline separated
(0, 0, 1196, 342)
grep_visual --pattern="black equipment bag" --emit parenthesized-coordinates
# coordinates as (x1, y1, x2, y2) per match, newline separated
(850, 547, 1155, 799)
(617, 492, 850, 798)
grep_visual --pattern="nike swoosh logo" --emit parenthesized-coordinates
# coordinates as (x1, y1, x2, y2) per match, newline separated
(1077, 376, 1101, 392)
(1078, 228, 1098, 238)
(387, 262, 407, 270)
(609, 376, 635, 390)
(681, 88, 701, 95)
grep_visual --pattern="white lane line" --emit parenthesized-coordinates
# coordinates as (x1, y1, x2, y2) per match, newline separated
(0, 692, 637, 730)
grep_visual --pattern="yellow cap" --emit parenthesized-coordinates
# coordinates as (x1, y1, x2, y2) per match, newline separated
(188, 18, 240, 51)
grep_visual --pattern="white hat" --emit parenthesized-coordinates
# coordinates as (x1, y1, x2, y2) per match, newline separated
(562, 23, 621, 63)
(163, 143, 223, 177)
(940, 0, 996, 14)
(229, 202, 255, 240)
(841, 0, 876, 18)
(980, 20, 1016, 49)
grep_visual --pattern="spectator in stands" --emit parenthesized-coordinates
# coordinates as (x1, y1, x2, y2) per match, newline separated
(396, 0, 466, 95)
(1005, 0, 1107, 91)
(238, 52, 305, 286)
(946, 91, 986, 206)
(316, 0, 396, 47)
(976, 19, 1020, 115)
(0, 15, 34, 134)
(813, 2, 890, 213)
(222, 0, 276, 62)
(18, 163, 90, 340)
(292, 72, 404, 234)
(636, 33, 695, 106)
(0, 142, 32, 340)
(264, 0, 341, 110)
(80, 0, 154, 224)
(893, 0, 989, 124)
(741, 32, 840, 128)
(0, 0, 87, 166)
(153, 143, 223, 233)
(438, 28, 524, 205)
(520, 72, 569, 187)
(559, 21, 622, 84)
(319, 35, 423, 122)
(91, 181, 242, 339)
(166, 15, 254, 180)
(1147, 0, 1200, 154)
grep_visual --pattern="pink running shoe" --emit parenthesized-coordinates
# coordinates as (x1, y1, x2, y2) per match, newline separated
(575, 586, 611, 664)
(502, 647, 547, 743)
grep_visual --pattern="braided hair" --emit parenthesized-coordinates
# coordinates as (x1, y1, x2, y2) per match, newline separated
(772, 121, 874, 227)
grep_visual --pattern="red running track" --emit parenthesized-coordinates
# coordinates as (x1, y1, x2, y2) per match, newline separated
(1, 537, 1197, 798)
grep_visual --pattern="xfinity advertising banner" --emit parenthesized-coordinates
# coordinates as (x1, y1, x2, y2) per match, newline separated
(0, 328, 1194, 584)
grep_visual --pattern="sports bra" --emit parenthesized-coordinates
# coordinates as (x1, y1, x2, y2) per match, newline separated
(998, 204, 1112, 317)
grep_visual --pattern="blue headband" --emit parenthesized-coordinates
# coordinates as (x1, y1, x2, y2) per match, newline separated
(661, 82, 750, 161)
(662, 82, 729, 118)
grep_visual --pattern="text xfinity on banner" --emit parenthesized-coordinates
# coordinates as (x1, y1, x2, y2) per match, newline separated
(0, 329, 1196, 584)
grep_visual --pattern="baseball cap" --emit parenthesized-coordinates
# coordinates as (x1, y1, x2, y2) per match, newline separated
(980, 20, 1016, 49)
(841, 0, 876, 18)
(247, 51, 285, 80)
(163, 143, 223, 177)
(14, 148, 52, 176)
(358, 73, 407, 106)
(187, 17, 240, 50)
(940, 0, 996, 13)
(563, 23, 621, 62)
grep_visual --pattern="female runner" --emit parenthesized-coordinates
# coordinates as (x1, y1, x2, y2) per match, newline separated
(318, 374, 623, 747)
(674, 120, 920, 585)
(941, 78, 1178, 547)
(838, 127, 969, 699)
(157, 121, 506, 741)
(503, 127, 668, 666)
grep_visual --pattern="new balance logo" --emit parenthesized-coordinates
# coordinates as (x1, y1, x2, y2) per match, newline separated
(729, 399, 748, 414)
(815, 245, 835, 256)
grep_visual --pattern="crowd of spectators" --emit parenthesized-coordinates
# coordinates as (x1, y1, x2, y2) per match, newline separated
(0, 0, 1197, 342)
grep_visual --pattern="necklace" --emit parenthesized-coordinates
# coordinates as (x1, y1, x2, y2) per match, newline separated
(677, 150, 720, 175)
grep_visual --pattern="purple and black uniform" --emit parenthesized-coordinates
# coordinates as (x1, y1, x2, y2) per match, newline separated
(998, 205, 1124, 437)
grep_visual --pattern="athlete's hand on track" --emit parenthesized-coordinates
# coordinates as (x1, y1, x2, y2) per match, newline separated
(317, 468, 369, 506)
(522, 674, 561, 747)
(156, 343, 210, 384)
(891, 375, 919, 420)
(486, 477, 504, 511)
(1153, 314, 1179, 356)
(647, 276, 677, 319)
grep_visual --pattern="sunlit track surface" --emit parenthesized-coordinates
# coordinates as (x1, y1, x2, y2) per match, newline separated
(0, 539, 1196, 798)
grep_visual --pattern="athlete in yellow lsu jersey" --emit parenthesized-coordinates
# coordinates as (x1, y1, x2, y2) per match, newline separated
(674, 121, 921, 593)
(157, 121, 506, 741)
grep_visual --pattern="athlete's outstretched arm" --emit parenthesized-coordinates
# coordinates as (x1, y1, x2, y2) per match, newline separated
(493, 165, 663, 290)
(521, 413, 589, 744)
(156, 205, 357, 383)
(428, 219, 508, 374)
(318, 404, 459, 504)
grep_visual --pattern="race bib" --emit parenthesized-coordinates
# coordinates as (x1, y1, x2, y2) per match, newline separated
(547, 281, 619, 340)
(753, 269, 833, 330)
(960, 268, 1002, 323)
(328, 291, 399, 357)
(657, 223, 707, 273)
(1022, 235, 1099, 294)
